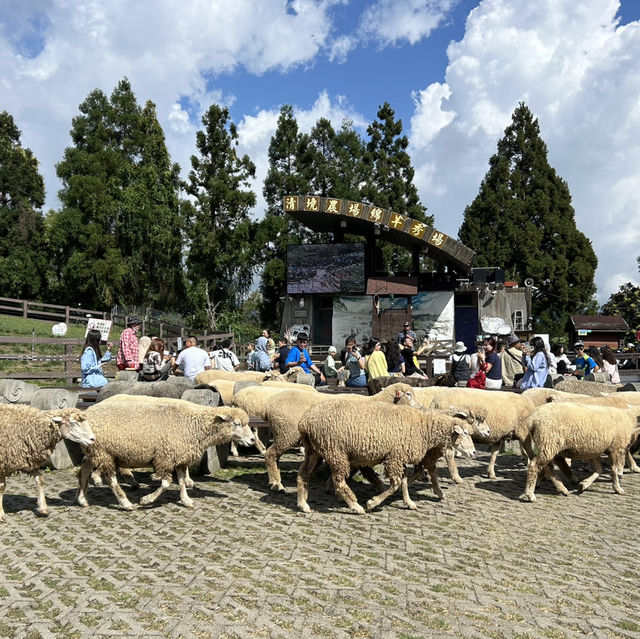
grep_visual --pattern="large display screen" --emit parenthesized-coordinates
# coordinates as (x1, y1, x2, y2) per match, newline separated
(286, 243, 366, 294)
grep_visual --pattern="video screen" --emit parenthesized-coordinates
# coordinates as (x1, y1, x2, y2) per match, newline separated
(287, 243, 366, 294)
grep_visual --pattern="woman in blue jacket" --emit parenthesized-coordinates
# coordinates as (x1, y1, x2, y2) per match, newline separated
(81, 329, 112, 388)
(519, 336, 550, 389)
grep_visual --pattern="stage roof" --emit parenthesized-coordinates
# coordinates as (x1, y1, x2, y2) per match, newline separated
(283, 195, 475, 274)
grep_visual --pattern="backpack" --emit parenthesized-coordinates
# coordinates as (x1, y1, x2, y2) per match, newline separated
(450, 354, 471, 382)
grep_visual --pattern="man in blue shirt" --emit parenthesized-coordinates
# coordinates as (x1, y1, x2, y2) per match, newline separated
(397, 322, 417, 349)
(572, 342, 597, 378)
(284, 333, 326, 384)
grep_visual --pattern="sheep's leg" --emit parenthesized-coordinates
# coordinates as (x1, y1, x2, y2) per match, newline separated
(77, 460, 93, 507)
(266, 432, 299, 491)
(252, 427, 267, 454)
(297, 439, 322, 513)
(545, 464, 570, 496)
(184, 467, 194, 489)
(486, 442, 501, 479)
(625, 450, 640, 473)
(443, 446, 463, 484)
(359, 466, 385, 491)
(176, 466, 194, 508)
(609, 451, 625, 495)
(139, 474, 171, 507)
(230, 440, 239, 457)
(578, 457, 603, 493)
(0, 477, 5, 522)
(554, 456, 579, 483)
(424, 452, 445, 500)
(107, 474, 135, 510)
(400, 469, 419, 511)
(335, 473, 366, 515)
(365, 459, 403, 512)
(119, 468, 139, 489)
(32, 471, 49, 517)
(90, 470, 103, 487)
(520, 455, 551, 502)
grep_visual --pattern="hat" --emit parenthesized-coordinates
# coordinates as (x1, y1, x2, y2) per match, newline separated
(127, 315, 141, 326)
(453, 341, 466, 353)
(328, 346, 337, 354)
(404, 321, 411, 327)
(573, 341, 584, 349)
(507, 333, 520, 347)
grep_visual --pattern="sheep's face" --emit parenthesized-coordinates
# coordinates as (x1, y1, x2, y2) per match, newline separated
(219, 415, 255, 448)
(451, 423, 475, 459)
(394, 389, 423, 409)
(53, 409, 96, 447)
(472, 417, 490, 438)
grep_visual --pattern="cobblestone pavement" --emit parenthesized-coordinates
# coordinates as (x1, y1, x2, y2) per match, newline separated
(1, 448, 640, 639)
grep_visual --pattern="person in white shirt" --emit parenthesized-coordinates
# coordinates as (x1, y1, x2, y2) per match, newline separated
(210, 338, 240, 372)
(172, 336, 211, 380)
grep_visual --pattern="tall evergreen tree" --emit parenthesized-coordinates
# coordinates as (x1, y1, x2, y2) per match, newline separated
(361, 102, 431, 274)
(184, 104, 257, 328)
(257, 105, 311, 327)
(459, 103, 597, 336)
(48, 79, 185, 309)
(0, 111, 49, 299)
(332, 119, 368, 202)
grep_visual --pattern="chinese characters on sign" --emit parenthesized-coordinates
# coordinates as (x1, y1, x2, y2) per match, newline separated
(347, 202, 363, 217)
(325, 198, 341, 214)
(86, 319, 112, 341)
(368, 207, 384, 223)
(284, 196, 298, 211)
(390, 214, 405, 229)
(304, 196, 319, 211)
(408, 222, 427, 239)
(428, 231, 447, 247)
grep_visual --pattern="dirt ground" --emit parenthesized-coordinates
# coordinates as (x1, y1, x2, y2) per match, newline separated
(1, 448, 639, 639)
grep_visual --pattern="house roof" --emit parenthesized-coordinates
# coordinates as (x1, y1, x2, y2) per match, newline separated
(366, 277, 418, 296)
(570, 315, 629, 332)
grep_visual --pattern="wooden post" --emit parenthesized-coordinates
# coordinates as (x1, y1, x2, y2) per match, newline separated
(159, 322, 164, 339)
(23, 300, 28, 318)
(65, 306, 70, 323)
(65, 343, 74, 384)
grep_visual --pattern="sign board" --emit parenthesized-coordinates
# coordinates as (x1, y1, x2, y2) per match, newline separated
(432, 358, 447, 375)
(85, 318, 112, 341)
(577, 329, 591, 336)
(533, 333, 550, 351)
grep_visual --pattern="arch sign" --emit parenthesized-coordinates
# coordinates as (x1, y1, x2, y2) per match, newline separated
(283, 195, 475, 274)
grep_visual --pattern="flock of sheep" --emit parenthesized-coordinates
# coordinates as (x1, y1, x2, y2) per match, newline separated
(1, 367, 639, 522)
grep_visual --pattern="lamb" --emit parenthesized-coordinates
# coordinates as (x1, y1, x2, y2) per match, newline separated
(78, 397, 254, 510)
(0, 405, 96, 521)
(296, 400, 476, 514)
(263, 384, 422, 491)
(430, 388, 538, 480)
(520, 403, 640, 502)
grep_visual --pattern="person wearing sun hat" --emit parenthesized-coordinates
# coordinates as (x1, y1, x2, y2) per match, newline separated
(447, 341, 470, 385)
(117, 315, 141, 370)
(501, 332, 525, 387)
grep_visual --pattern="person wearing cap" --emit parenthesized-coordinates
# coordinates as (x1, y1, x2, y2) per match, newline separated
(449, 341, 471, 385)
(572, 342, 598, 378)
(397, 322, 418, 348)
(322, 346, 339, 380)
(284, 333, 326, 384)
(502, 333, 525, 388)
(117, 315, 141, 370)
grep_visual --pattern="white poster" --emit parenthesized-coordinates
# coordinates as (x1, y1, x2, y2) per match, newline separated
(332, 296, 373, 347)
(85, 318, 112, 341)
(411, 291, 455, 340)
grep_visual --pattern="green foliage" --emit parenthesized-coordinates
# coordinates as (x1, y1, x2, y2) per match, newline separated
(184, 104, 257, 327)
(459, 103, 597, 337)
(601, 282, 640, 339)
(47, 78, 185, 310)
(0, 111, 49, 299)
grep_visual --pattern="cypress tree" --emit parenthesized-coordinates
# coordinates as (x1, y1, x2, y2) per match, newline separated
(0, 111, 49, 299)
(459, 103, 597, 336)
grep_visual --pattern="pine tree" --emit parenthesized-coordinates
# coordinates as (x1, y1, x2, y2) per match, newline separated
(184, 104, 257, 328)
(361, 102, 431, 274)
(0, 111, 49, 299)
(459, 103, 597, 336)
(48, 79, 185, 309)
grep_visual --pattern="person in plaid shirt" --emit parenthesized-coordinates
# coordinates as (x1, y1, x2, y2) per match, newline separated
(117, 315, 141, 370)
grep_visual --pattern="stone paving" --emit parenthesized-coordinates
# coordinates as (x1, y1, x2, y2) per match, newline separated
(1, 448, 640, 639)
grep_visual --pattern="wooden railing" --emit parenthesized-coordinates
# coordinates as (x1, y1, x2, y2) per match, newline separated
(0, 297, 109, 324)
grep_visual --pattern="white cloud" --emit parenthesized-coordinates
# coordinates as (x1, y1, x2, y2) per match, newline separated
(361, 0, 457, 46)
(409, 0, 640, 303)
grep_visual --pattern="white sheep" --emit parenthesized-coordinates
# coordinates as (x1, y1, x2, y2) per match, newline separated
(296, 400, 477, 514)
(264, 384, 423, 492)
(430, 388, 539, 481)
(78, 397, 254, 510)
(0, 405, 96, 521)
(520, 403, 640, 502)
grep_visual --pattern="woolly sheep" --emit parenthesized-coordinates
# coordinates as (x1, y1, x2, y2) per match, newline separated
(297, 400, 476, 514)
(78, 397, 254, 510)
(0, 405, 96, 521)
(95, 378, 194, 402)
(431, 388, 537, 480)
(263, 384, 423, 491)
(195, 370, 267, 384)
(520, 403, 640, 502)
(554, 379, 618, 397)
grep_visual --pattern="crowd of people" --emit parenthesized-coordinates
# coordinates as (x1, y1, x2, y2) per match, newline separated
(80, 315, 627, 391)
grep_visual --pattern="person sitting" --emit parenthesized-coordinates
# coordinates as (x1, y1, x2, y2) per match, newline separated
(397, 322, 417, 348)
(600, 346, 620, 384)
(340, 336, 357, 367)
(245, 342, 256, 370)
(501, 333, 525, 387)
(400, 336, 427, 378)
(173, 336, 211, 380)
(449, 341, 471, 385)
(549, 343, 574, 375)
(385, 340, 405, 376)
(274, 336, 291, 372)
(572, 342, 598, 378)
(81, 329, 112, 388)
(365, 337, 388, 380)
(252, 336, 273, 373)
(518, 336, 550, 389)
(337, 339, 367, 387)
(137, 335, 151, 371)
(323, 346, 339, 380)
(210, 339, 240, 372)
(261, 329, 276, 361)
(116, 315, 141, 371)
(141, 338, 172, 381)
(284, 333, 326, 385)
(481, 337, 503, 390)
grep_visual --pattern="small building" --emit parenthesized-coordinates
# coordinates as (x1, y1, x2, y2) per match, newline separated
(569, 315, 629, 349)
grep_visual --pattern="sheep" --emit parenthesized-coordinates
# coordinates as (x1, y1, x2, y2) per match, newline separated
(520, 403, 640, 502)
(0, 405, 96, 521)
(554, 379, 619, 397)
(430, 388, 537, 481)
(366, 373, 456, 395)
(78, 397, 254, 510)
(296, 400, 476, 514)
(195, 370, 267, 384)
(263, 384, 423, 492)
(95, 378, 194, 402)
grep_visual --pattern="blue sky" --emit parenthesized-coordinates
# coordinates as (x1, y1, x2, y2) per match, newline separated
(1, 0, 639, 304)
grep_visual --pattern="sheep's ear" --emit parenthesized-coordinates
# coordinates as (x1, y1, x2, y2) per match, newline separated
(450, 407, 467, 419)
(216, 413, 232, 422)
(452, 423, 465, 435)
(50, 416, 63, 425)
